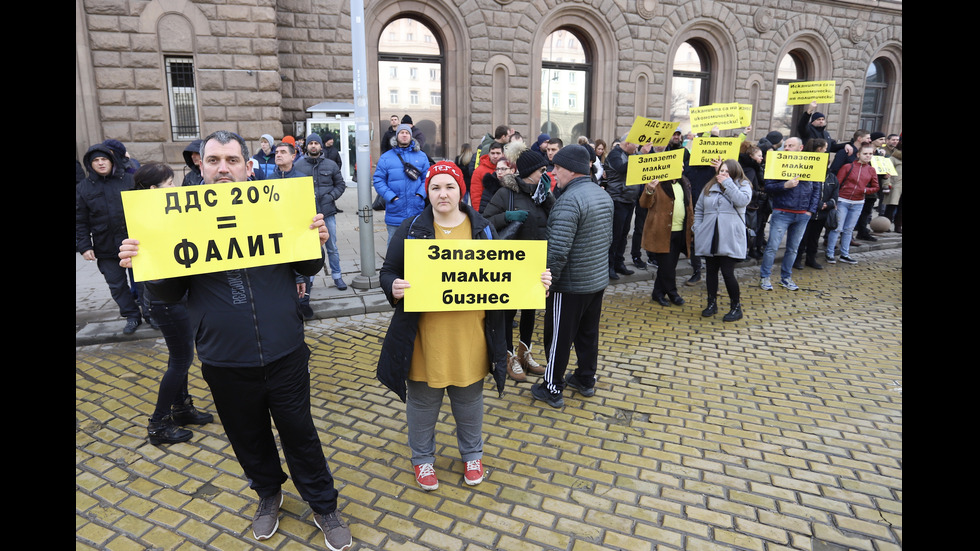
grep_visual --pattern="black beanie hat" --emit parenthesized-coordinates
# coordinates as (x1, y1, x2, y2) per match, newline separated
(551, 145, 592, 175)
(516, 149, 548, 178)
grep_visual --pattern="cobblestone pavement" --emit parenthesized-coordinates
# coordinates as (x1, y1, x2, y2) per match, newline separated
(76, 248, 902, 551)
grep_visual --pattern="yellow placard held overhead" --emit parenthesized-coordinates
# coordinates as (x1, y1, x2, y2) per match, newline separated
(763, 150, 829, 182)
(690, 137, 742, 166)
(626, 149, 685, 186)
(787, 80, 836, 105)
(689, 103, 743, 133)
(121, 177, 321, 282)
(870, 155, 897, 176)
(738, 104, 753, 128)
(403, 240, 547, 312)
(624, 117, 680, 147)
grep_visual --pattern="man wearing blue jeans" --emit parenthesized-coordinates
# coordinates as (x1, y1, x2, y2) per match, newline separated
(759, 137, 820, 291)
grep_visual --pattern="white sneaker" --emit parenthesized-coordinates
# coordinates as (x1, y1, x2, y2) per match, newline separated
(760, 277, 773, 291)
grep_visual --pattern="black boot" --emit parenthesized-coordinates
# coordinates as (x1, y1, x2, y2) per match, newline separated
(723, 303, 743, 322)
(171, 397, 214, 426)
(147, 416, 193, 446)
(701, 297, 717, 317)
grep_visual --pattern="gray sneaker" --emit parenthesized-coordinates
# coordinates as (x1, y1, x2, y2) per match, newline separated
(314, 510, 353, 551)
(760, 277, 773, 291)
(780, 278, 799, 291)
(252, 491, 282, 540)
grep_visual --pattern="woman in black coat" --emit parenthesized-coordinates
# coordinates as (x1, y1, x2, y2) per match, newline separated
(482, 148, 555, 382)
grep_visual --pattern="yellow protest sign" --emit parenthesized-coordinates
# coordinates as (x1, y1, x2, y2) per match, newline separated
(689, 103, 742, 133)
(626, 149, 685, 186)
(787, 80, 836, 105)
(870, 155, 897, 176)
(121, 177, 321, 282)
(738, 104, 753, 127)
(690, 137, 742, 166)
(403, 240, 547, 312)
(624, 117, 680, 147)
(763, 150, 829, 182)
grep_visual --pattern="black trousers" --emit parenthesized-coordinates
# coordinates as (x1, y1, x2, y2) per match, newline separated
(651, 230, 685, 300)
(801, 215, 827, 263)
(201, 344, 339, 514)
(609, 201, 634, 268)
(704, 256, 740, 304)
(630, 199, 650, 261)
(543, 290, 604, 395)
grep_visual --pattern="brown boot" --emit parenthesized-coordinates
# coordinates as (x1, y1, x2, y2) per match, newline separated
(517, 341, 546, 375)
(506, 351, 526, 381)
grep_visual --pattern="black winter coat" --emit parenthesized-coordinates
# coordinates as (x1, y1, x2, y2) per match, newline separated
(482, 173, 554, 240)
(377, 204, 508, 402)
(75, 144, 134, 259)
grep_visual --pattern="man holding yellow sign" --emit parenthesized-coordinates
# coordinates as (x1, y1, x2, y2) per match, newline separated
(117, 131, 353, 550)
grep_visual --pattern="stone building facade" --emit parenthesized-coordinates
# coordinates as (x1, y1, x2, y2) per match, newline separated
(76, 0, 902, 170)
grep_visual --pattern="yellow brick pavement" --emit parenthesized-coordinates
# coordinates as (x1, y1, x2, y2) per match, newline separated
(77, 248, 901, 550)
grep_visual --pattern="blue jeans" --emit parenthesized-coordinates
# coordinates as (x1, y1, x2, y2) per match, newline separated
(826, 200, 864, 258)
(323, 215, 342, 281)
(760, 210, 809, 281)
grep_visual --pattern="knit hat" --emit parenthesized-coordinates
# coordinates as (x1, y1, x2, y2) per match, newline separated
(516, 149, 548, 178)
(396, 124, 412, 136)
(765, 131, 783, 146)
(102, 139, 127, 159)
(281, 136, 296, 146)
(531, 133, 550, 153)
(811, 112, 826, 122)
(425, 160, 466, 197)
(305, 133, 323, 146)
(870, 131, 886, 141)
(401, 114, 414, 124)
(551, 144, 592, 175)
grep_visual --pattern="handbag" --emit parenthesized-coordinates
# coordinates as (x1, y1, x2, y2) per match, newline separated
(497, 189, 524, 240)
(824, 208, 839, 230)
(372, 192, 385, 211)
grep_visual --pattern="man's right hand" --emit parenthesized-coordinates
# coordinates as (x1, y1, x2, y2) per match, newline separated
(82, 249, 95, 261)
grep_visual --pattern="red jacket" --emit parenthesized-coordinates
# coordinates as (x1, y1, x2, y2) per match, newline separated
(836, 162, 879, 202)
(469, 153, 496, 211)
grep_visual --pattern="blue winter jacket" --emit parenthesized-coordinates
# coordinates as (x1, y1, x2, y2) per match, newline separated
(764, 177, 820, 214)
(373, 139, 430, 226)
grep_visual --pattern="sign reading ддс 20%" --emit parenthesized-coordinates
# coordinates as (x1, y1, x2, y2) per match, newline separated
(121, 177, 321, 282)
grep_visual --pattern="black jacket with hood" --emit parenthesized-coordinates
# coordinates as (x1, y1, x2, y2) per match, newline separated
(75, 144, 135, 259)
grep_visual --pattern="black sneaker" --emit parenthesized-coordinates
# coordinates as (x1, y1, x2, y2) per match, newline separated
(839, 255, 858, 264)
(564, 374, 595, 397)
(530, 383, 564, 408)
(685, 271, 701, 286)
(123, 317, 141, 335)
(632, 257, 647, 269)
(300, 303, 315, 320)
(252, 491, 282, 541)
(313, 510, 353, 551)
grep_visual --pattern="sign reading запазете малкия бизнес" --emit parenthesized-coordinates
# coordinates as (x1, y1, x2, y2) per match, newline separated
(121, 177, 321, 281)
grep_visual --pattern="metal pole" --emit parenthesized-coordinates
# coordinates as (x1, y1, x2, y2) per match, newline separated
(350, 0, 380, 289)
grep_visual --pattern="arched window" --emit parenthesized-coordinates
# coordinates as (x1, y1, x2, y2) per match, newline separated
(541, 29, 590, 145)
(860, 59, 890, 131)
(772, 52, 807, 138)
(670, 41, 711, 131)
(378, 17, 444, 157)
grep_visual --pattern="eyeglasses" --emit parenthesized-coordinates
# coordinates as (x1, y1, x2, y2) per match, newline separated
(496, 167, 512, 173)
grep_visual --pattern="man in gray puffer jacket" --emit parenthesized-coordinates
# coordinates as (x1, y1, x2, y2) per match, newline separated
(531, 145, 614, 409)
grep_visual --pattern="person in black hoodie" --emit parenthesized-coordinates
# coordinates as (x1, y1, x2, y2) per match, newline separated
(181, 139, 204, 186)
(76, 144, 142, 334)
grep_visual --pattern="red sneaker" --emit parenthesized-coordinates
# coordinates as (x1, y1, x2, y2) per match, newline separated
(414, 463, 438, 491)
(464, 459, 484, 486)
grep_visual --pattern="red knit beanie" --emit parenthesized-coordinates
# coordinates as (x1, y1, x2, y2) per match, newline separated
(424, 160, 466, 197)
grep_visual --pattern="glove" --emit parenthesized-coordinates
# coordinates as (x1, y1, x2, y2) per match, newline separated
(505, 210, 529, 223)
